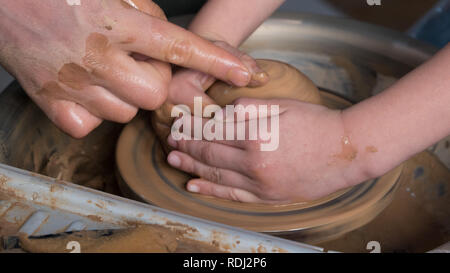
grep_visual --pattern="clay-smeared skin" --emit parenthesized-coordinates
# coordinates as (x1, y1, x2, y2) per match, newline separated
(333, 136, 358, 162)
(58, 63, 92, 91)
(365, 146, 378, 153)
(121, 0, 167, 20)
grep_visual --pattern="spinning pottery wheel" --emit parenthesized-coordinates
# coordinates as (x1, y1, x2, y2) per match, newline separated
(116, 60, 403, 243)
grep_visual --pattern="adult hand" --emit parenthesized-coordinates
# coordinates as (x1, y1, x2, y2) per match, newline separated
(0, 0, 252, 138)
(166, 98, 371, 204)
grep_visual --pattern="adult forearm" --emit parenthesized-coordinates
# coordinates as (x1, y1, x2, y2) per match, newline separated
(343, 44, 450, 182)
(188, 0, 285, 46)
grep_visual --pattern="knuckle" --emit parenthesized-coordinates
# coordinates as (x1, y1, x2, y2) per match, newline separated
(176, 139, 186, 151)
(246, 155, 274, 182)
(228, 188, 241, 202)
(165, 39, 193, 66)
(115, 106, 138, 123)
(53, 108, 95, 139)
(142, 84, 168, 110)
(212, 40, 229, 48)
(256, 182, 277, 200)
(207, 167, 222, 184)
(242, 155, 258, 174)
(199, 143, 215, 163)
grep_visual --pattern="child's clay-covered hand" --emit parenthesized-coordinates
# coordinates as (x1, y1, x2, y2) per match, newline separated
(166, 99, 367, 204)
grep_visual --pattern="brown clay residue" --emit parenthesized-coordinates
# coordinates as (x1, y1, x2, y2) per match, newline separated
(19, 225, 177, 253)
(250, 71, 270, 86)
(16, 225, 224, 253)
(83, 33, 110, 72)
(121, 0, 167, 19)
(0, 174, 10, 186)
(105, 25, 113, 31)
(58, 63, 92, 91)
(165, 221, 198, 234)
(271, 247, 288, 253)
(257, 244, 267, 253)
(334, 136, 358, 162)
(120, 36, 136, 44)
(86, 214, 103, 222)
(94, 201, 106, 209)
(366, 145, 378, 153)
(36, 82, 67, 100)
(49, 184, 64, 193)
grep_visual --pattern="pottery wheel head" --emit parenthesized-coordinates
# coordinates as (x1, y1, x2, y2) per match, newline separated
(116, 60, 403, 243)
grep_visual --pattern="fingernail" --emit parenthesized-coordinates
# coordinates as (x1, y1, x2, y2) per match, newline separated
(167, 153, 181, 168)
(227, 68, 250, 87)
(187, 183, 200, 193)
(250, 71, 270, 86)
(167, 135, 178, 148)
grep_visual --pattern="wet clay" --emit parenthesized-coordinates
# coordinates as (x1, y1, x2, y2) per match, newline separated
(36, 81, 67, 101)
(207, 59, 322, 107)
(18, 225, 223, 253)
(2, 95, 123, 195)
(82, 33, 111, 75)
(58, 63, 92, 91)
(121, 0, 167, 20)
(334, 136, 358, 162)
(152, 59, 323, 150)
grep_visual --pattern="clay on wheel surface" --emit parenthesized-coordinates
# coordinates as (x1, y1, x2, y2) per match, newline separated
(152, 59, 323, 149)
(208, 59, 322, 106)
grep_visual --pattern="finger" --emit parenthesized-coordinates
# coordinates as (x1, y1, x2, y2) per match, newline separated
(167, 151, 257, 193)
(35, 82, 103, 138)
(46, 99, 102, 139)
(151, 68, 215, 141)
(168, 134, 249, 173)
(116, 13, 251, 86)
(55, 66, 139, 123)
(167, 68, 216, 110)
(186, 179, 263, 203)
(121, 0, 167, 20)
(173, 114, 248, 149)
(72, 85, 138, 123)
(84, 45, 170, 110)
(213, 41, 269, 87)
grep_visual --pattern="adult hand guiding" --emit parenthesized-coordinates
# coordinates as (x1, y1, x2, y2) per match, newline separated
(0, 0, 252, 138)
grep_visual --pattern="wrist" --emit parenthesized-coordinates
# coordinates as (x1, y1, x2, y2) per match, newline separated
(340, 104, 403, 185)
(329, 109, 374, 189)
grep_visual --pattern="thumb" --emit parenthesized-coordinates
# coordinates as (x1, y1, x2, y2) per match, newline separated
(167, 68, 216, 112)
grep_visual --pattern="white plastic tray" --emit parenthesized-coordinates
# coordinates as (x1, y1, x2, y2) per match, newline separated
(0, 163, 324, 253)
